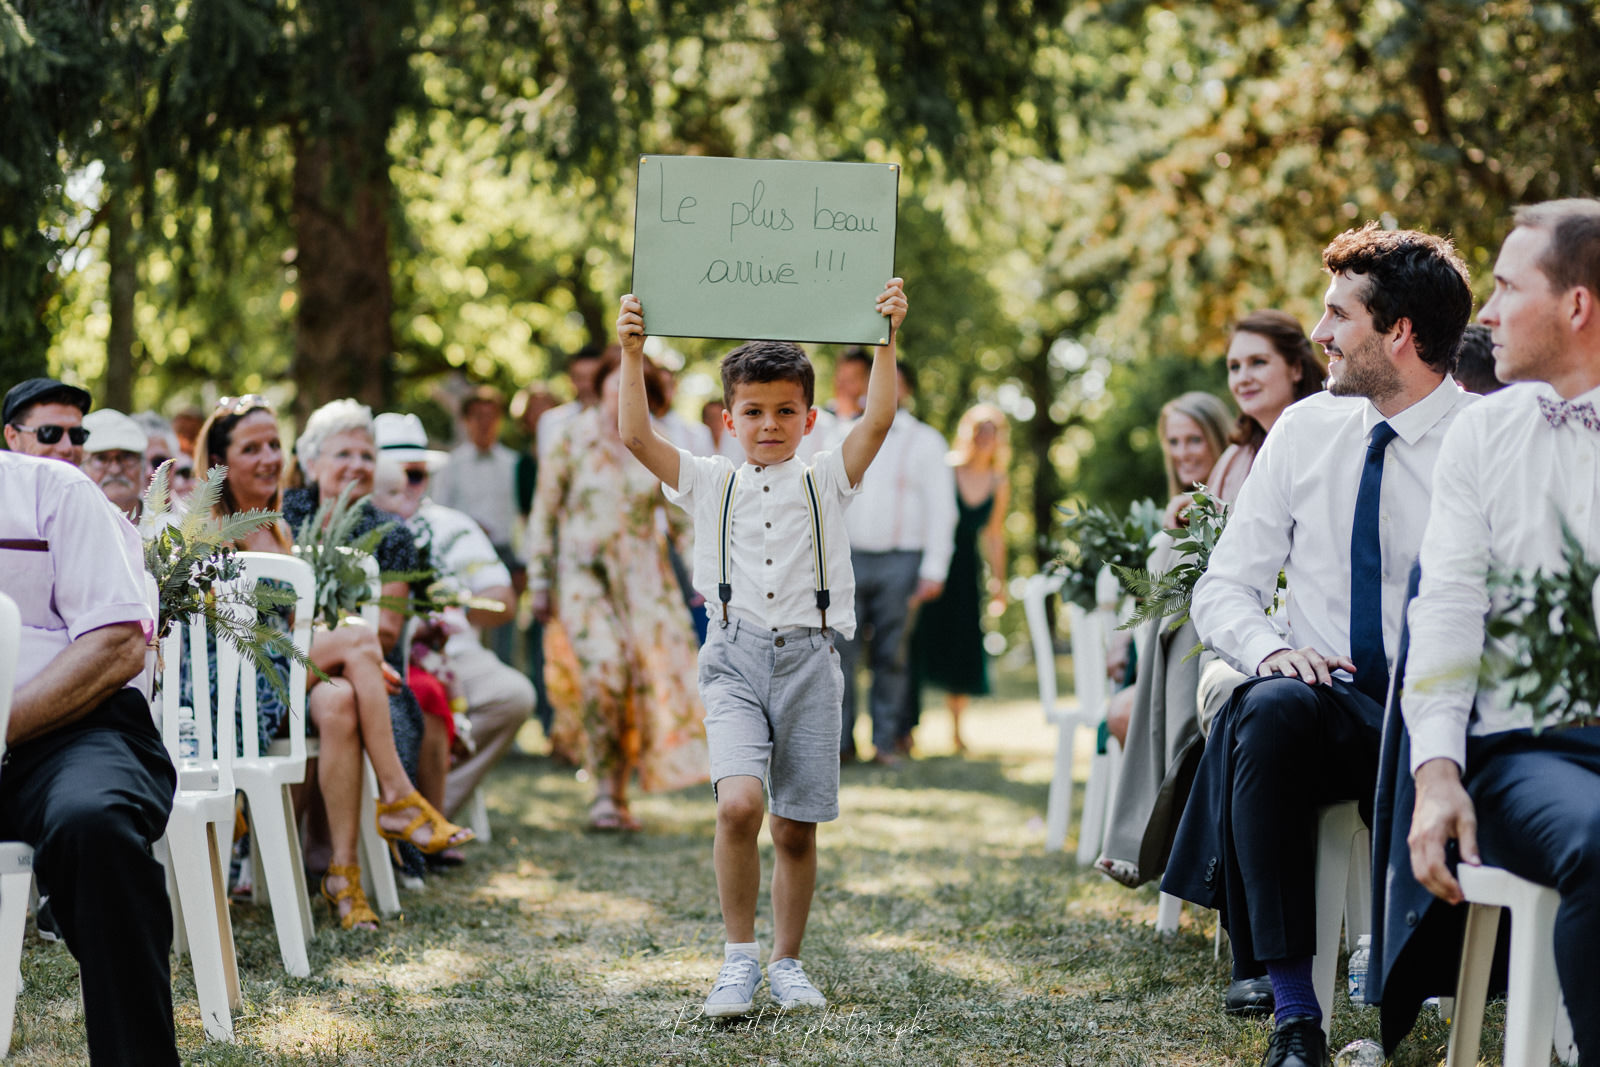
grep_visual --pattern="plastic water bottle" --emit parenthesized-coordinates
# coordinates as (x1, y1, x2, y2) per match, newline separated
(1347, 933, 1372, 1003)
(1333, 1038, 1385, 1066)
(178, 705, 198, 760)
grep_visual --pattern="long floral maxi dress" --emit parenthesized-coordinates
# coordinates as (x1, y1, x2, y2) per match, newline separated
(527, 409, 709, 793)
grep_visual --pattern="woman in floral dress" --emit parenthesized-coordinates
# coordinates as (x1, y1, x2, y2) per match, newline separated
(528, 359, 709, 831)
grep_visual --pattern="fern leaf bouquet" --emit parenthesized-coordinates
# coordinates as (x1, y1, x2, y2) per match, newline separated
(141, 463, 304, 701)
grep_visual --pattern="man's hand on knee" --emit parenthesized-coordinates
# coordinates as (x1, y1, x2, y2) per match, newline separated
(1256, 646, 1357, 687)
(1408, 757, 1480, 905)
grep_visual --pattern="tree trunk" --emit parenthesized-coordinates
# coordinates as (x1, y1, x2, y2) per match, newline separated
(103, 193, 137, 412)
(290, 132, 394, 421)
(1022, 333, 1064, 574)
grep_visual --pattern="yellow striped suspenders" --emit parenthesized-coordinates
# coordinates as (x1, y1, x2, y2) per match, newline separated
(715, 465, 830, 631)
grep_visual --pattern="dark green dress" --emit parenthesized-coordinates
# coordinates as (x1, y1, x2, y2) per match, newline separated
(912, 486, 995, 696)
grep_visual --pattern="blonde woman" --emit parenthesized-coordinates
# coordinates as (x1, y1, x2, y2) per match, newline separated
(907, 404, 1011, 753)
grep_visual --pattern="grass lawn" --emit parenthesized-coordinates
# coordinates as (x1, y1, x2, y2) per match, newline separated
(11, 662, 1493, 1065)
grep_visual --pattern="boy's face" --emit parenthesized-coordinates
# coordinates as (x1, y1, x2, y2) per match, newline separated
(724, 380, 816, 466)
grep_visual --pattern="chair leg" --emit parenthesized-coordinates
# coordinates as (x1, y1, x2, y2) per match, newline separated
(1076, 738, 1121, 867)
(1502, 889, 1563, 1067)
(243, 788, 311, 977)
(358, 758, 402, 916)
(1445, 902, 1501, 1067)
(1044, 723, 1078, 854)
(469, 788, 492, 845)
(153, 837, 188, 957)
(279, 785, 314, 939)
(0, 868, 34, 1056)
(1555, 996, 1578, 1065)
(165, 819, 236, 1041)
(1344, 827, 1372, 953)
(1311, 804, 1361, 1035)
(1155, 893, 1183, 936)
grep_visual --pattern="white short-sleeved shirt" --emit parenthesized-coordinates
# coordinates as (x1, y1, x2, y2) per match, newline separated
(665, 447, 862, 638)
(0, 451, 154, 690)
(409, 500, 514, 657)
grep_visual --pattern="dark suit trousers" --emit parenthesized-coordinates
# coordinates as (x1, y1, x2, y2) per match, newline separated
(1468, 725, 1600, 1063)
(0, 689, 178, 1066)
(1165, 676, 1382, 965)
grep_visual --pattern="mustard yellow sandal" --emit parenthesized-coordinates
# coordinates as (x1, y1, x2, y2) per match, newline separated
(374, 789, 475, 855)
(321, 865, 379, 931)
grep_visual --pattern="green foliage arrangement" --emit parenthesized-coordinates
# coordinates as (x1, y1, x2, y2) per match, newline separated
(141, 463, 305, 703)
(291, 484, 432, 628)
(1049, 497, 1164, 611)
(1114, 487, 1230, 634)
(1485, 524, 1600, 733)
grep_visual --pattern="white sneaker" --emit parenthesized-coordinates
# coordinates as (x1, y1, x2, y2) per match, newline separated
(768, 957, 827, 1009)
(702, 953, 763, 1018)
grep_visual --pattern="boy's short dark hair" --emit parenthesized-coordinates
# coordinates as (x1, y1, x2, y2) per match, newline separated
(1321, 222, 1472, 375)
(720, 340, 815, 408)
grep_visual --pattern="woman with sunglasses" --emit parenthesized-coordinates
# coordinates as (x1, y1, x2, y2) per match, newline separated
(196, 396, 471, 930)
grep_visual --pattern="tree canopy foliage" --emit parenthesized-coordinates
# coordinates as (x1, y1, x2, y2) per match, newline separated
(7, 0, 1599, 567)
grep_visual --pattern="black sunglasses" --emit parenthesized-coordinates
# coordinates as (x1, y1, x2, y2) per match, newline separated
(405, 468, 429, 486)
(11, 423, 90, 446)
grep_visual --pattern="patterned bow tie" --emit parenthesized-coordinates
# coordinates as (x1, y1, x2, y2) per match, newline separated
(1538, 395, 1600, 431)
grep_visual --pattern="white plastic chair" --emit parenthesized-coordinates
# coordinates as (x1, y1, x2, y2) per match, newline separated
(1023, 569, 1123, 860)
(157, 609, 242, 1041)
(1309, 800, 1372, 1036)
(227, 552, 316, 976)
(0, 592, 34, 1056)
(1445, 865, 1577, 1067)
(356, 553, 405, 910)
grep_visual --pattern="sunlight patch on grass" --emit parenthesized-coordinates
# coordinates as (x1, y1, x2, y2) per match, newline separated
(244, 999, 379, 1055)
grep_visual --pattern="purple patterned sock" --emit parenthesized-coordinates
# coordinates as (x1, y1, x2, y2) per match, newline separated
(1265, 956, 1321, 1024)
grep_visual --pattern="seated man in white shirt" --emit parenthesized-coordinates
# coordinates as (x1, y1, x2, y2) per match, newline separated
(372, 413, 535, 824)
(0, 451, 178, 1064)
(1161, 224, 1476, 1067)
(1401, 198, 1600, 1063)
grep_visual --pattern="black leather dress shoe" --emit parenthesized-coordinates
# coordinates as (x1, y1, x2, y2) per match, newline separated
(1224, 976, 1274, 1016)
(1259, 1015, 1328, 1067)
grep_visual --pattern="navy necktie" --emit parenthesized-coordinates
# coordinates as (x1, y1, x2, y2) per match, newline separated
(1349, 421, 1398, 702)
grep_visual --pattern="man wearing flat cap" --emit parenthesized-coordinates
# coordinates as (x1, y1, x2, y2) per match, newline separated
(3, 377, 93, 466)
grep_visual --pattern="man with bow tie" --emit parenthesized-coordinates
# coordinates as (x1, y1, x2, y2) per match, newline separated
(1400, 198, 1600, 1063)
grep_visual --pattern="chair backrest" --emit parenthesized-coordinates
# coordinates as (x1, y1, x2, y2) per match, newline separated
(1067, 603, 1109, 722)
(140, 573, 159, 700)
(0, 592, 20, 767)
(233, 552, 315, 763)
(158, 605, 235, 795)
(1023, 572, 1065, 717)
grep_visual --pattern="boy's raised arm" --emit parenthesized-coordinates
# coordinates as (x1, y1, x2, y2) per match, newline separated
(616, 294, 683, 491)
(841, 278, 908, 486)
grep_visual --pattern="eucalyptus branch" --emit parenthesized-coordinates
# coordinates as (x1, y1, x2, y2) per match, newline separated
(1048, 497, 1164, 611)
(1484, 521, 1600, 733)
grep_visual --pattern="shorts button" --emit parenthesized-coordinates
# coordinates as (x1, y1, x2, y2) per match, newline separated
(765, 522, 771, 528)
(766, 559, 772, 565)
(766, 592, 774, 599)
(775, 637, 785, 647)
(763, 485, 770, 492)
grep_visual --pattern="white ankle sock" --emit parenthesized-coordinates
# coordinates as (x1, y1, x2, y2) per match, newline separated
(725, 940, 759, 961)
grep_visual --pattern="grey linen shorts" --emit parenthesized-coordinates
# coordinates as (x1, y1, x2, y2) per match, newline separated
(697, 616, 844, 823)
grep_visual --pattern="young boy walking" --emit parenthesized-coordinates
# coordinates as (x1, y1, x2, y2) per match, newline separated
(615, 278, 908, 1017)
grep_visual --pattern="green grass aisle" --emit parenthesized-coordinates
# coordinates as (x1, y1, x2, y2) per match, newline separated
(11, 687, 1483, 1064)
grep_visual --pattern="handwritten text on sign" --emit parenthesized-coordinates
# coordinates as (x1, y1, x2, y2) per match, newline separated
(631, 156, 899, 345)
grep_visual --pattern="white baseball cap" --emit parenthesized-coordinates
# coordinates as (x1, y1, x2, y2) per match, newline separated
(81, 408, 148, 455)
